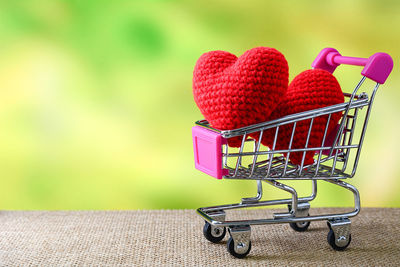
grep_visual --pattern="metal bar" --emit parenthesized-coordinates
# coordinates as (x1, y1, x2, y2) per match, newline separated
(325, 179, 361, 214)
(331, 117, 346, 176)
(351, 83, 380, 177)
(283, 122, 297, 176)
(315, 114, 332, 176)
(264, 180, 298, 215)
(196, 97, 369, 138)
(342, 108, 359, 172)
(241, 180, 263, 204)
(223, 143, 228, 168)
(224, 144, 359, 157)
(223, 101, 367, 138)
(329, 76, 366, 157)
(208, 180, 317, 213)
(343, 92, 362, 99)
(250, 131, 263, 176)
(266, 126, 279, 177)
(234, 133, 247, 177)
(201, 184, 315, 213)
(224, 175, 351, 181)
(342, 112, 351, 148)
(197, 208, 358, 227)
(299, 118, 314, 175)
(200, 198, 302, 213)
(253, 156, 284, 168)
(307, 180, 318, 202)
(197, 179, 359, 227)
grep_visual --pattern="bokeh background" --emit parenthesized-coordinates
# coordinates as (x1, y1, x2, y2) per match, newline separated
(0, 0, 399, 209)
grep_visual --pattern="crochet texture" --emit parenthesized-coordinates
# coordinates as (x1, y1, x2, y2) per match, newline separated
(192, 47, 289, 147)
(260, 69, 344, 165)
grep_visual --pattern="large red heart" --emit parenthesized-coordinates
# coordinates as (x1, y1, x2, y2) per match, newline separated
(261, 69, 344, 165)
(192, 47, 289, 147)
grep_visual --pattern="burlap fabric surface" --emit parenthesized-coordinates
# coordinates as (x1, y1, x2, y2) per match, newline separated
(0, 208, 399, 266)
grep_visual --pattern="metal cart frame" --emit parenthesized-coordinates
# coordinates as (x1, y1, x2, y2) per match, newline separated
(192, 48, 393, 258)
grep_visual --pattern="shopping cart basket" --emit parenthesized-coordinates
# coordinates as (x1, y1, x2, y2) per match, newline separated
(192, 48, 393, 258)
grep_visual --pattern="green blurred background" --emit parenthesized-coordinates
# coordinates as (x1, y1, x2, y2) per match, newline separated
(0, 0, 399, 209)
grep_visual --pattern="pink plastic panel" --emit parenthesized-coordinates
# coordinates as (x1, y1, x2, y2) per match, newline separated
(192, 126, 228, 179)
(312, 48, 393, 84)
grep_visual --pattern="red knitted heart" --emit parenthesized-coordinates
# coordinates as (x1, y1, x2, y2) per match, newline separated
(193, 47, 289, 147)
(261, 69, 344, 165)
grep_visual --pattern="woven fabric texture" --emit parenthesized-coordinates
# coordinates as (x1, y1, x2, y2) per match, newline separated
(192, 47, 289, 147)
(261, 69, 344, 165)
(0, 208, 399, 266)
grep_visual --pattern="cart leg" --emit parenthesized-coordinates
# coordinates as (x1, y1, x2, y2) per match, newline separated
(304, 180, 318, 202)
(325, 179, 361, 217)
(327, 218, 352, 251)
(266, 180, 299, 218)
(227, 225, 252, 258)
(241, 180, 263, 204)
(203, 210, 226, 243)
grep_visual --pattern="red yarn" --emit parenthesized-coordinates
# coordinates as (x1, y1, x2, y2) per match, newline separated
(192, 47, 289, 147)
(260, 69, 344, 165)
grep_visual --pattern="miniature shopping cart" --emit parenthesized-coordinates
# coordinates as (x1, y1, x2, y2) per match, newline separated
(192, 48, 393, 258)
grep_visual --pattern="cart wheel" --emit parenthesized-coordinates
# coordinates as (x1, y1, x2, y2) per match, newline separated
(227, 237, 251, 258)
(203, 221, 226, 243)
(327, 229, 351, 251)
(289, 220, 310, 232)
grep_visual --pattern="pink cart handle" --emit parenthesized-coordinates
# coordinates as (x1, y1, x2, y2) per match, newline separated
(312, 48, 393, 84)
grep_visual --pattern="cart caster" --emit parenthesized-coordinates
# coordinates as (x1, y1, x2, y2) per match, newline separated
(288, 202, 311, 232)
(203, 222, 226, 243)
(202, 210, 226, 243)
(227, 225, 251, 258)
(289, 220, 310, 232)
(327, 218, 352, 251)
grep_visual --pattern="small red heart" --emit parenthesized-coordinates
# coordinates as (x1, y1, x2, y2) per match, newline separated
(193, 47, 289, 147)
(261, 69, 344, 165)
